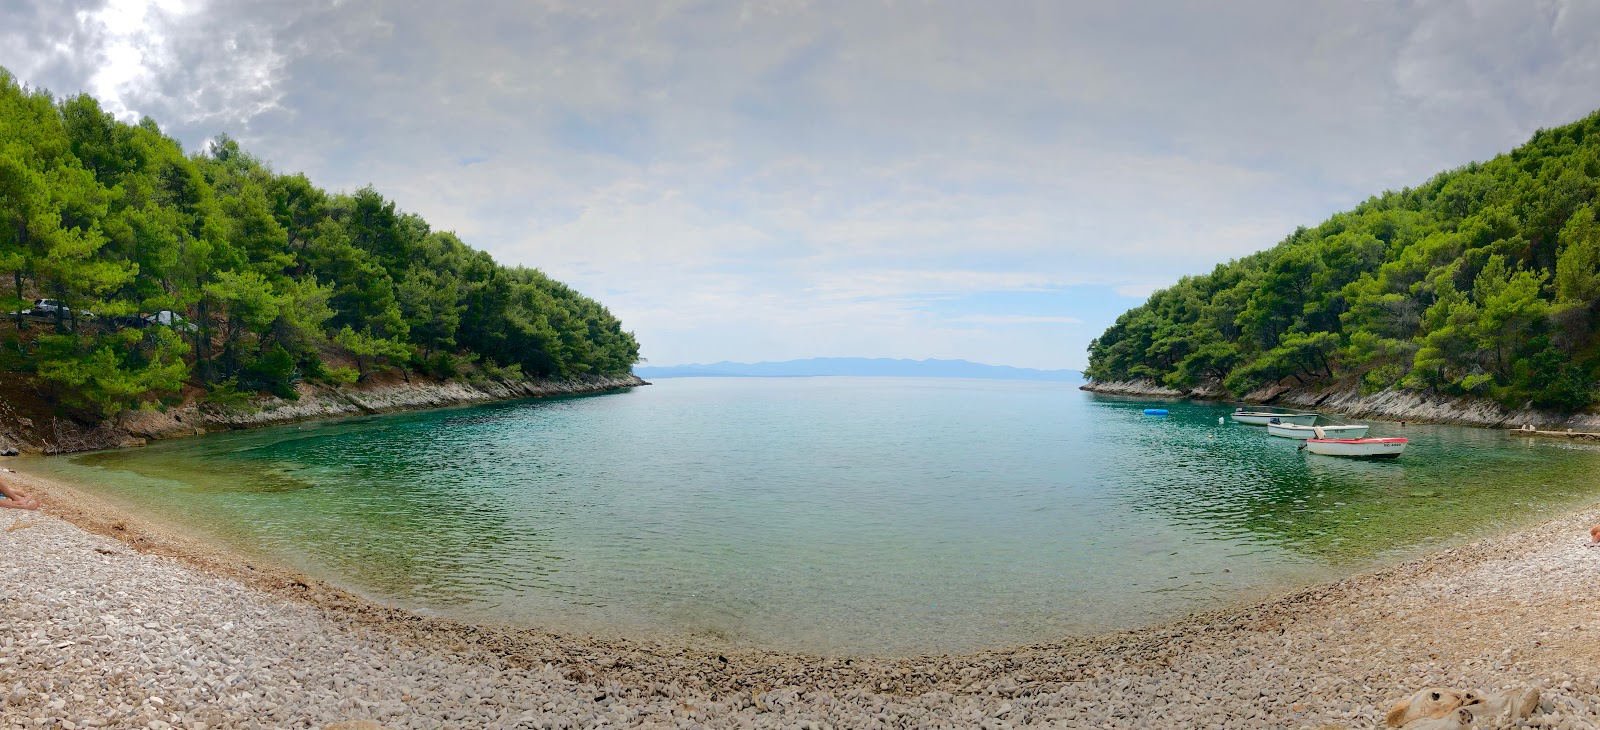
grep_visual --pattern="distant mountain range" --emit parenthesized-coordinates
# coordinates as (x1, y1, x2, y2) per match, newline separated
(634, 357, 1083, 382)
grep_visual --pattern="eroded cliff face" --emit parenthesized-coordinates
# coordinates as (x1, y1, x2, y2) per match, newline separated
(1079, 379, 1600, 430)
(1076, 379, 1225, 400)
(0, 398, 147, 455)
(1268, 385, 1600, 430)
(0, 375, 648, 455)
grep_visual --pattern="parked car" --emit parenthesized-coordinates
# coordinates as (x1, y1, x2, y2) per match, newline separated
(143, 309, 197, 333)
(105, 309, 197, 332)
(7, 299, 95, 322)
(30, 298, 68, 315)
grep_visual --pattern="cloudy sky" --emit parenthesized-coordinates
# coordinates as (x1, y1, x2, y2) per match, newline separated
(5, 0, 1600, 369)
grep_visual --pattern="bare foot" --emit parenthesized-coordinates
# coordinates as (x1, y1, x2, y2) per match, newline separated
(0, 496, 39, 511)
(0, 477, 39, 511)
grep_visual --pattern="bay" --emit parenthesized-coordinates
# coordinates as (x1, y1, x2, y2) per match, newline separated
(25, 377, 1600, 655)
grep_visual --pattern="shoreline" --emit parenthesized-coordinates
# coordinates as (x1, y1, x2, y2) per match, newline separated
(5, 468, 1600, 726)
(1080, 377, 1600, 431)
(0, 373, 648, 456)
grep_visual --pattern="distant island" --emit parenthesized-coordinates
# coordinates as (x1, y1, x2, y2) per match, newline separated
(634, 358, 1083, 382)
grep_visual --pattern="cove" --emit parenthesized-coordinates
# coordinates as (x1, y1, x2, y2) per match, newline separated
(25, 377, 1600, 655)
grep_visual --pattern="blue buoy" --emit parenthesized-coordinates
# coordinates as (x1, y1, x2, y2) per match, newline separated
(1143, 408, 1169, 416)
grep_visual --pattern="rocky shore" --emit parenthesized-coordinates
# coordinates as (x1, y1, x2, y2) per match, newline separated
(4, 469, 1600, 728)
(0, 374, 647, 456)
(1081, 378, 1600, 431)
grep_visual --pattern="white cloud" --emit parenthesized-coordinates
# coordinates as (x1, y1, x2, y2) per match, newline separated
(57, 0, 287, 126)
(1113, 284, 1161, 300)
(949, 315, 1082, 326)
(4, 0, 1600, 370)
(803, 271, 1079, 302)
(77, 0, 196, 120)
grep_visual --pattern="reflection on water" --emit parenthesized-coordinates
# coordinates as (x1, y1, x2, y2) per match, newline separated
(1105, 403, 1592, 564)
(25, 379, 1600, 655)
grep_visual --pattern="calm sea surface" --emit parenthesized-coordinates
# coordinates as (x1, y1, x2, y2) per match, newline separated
(24, 377, 1600, 654)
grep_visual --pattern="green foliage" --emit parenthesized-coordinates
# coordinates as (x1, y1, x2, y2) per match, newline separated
(297, 352, 328, 382)
(1087, 110, 1600, 412)
(204, 377, 254, 409)
(470, 358, 524, 384)
(332, 325, 410, 380)
(1360, 363, 1406, 395)
(324, 366, 359, 386)
(238, 343, 299, 399)
(421, 350, 465, 380)
(35, 328, 189, 419)
(0, 70, 640, 417)
(1555, 205, 1600, 303)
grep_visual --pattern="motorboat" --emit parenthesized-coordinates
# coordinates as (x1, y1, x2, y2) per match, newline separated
(1266, 422, 1369, 440)
(1229, 409, 1318, 426)
(1302, 436, 1406, 458)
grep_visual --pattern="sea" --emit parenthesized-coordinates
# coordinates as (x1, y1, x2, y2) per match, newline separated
(24, 377, 1600, 655)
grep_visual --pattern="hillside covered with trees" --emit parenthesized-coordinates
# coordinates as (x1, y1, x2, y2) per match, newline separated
(0, 70, 639, 420)
(1086, 109, 1600, 412)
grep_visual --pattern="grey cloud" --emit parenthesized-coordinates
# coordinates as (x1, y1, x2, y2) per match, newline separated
(0, 0, 110, 96)
(2, 0, 293, 146)
(5, 0, 1600, 367)
(1395, 0, 1600, 147)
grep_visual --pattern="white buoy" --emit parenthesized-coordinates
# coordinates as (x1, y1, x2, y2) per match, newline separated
(1218, 416, 1224, 425)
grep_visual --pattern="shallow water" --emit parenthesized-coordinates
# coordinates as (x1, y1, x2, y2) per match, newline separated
(25, 377, 1600, 654)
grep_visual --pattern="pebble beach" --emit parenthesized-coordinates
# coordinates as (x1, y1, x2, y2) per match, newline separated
(4, 469, 1600, 728)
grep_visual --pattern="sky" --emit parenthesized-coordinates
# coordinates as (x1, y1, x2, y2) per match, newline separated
(4, 1, 1600, 370)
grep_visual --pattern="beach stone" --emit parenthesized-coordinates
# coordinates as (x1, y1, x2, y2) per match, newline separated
(4, 491, 1600, 727)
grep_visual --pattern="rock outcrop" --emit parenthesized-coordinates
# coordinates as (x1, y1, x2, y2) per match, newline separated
(1080, 378, 1600, 430)
(1076, 379, 1225, 399)
(5, 374, 647, 455)
(179, 374, 647, 433)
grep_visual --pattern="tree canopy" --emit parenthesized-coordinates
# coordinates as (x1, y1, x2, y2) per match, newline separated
(1086, 108, 1600, 412)
(0, 70, 639, 418)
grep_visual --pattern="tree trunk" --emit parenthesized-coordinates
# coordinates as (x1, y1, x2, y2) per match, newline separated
(52, 288, 66, 334)
(194, 298, 211, 384)
(12, 270, 23, 331)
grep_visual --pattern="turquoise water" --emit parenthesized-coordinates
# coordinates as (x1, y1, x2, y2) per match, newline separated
(24, 377, 1600, 655)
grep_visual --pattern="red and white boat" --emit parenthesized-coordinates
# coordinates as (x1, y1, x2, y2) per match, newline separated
(1303, 436, 1407, 458)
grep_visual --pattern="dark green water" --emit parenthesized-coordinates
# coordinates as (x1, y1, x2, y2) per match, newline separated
(23, 378, 1600, 654)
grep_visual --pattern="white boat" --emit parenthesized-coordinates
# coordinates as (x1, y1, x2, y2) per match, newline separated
(1230, 410, 1319, 426)
(1266, 422, 1369, 440)
(1303, 437, 1407, 458)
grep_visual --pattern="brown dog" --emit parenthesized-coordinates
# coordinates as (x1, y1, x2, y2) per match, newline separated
(1386, 688, 1468, 727)
(1398, 708, 1471, 729)
(1459, 687, 1540, 725)
(1387, 686, 1541, 728)
(1589, 523, 1600, 545)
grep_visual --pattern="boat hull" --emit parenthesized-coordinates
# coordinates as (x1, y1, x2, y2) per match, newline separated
(1304, 437, 1406, 458)
(1231, 411, 1319, 426)
(1267, 423, 1369, 440)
